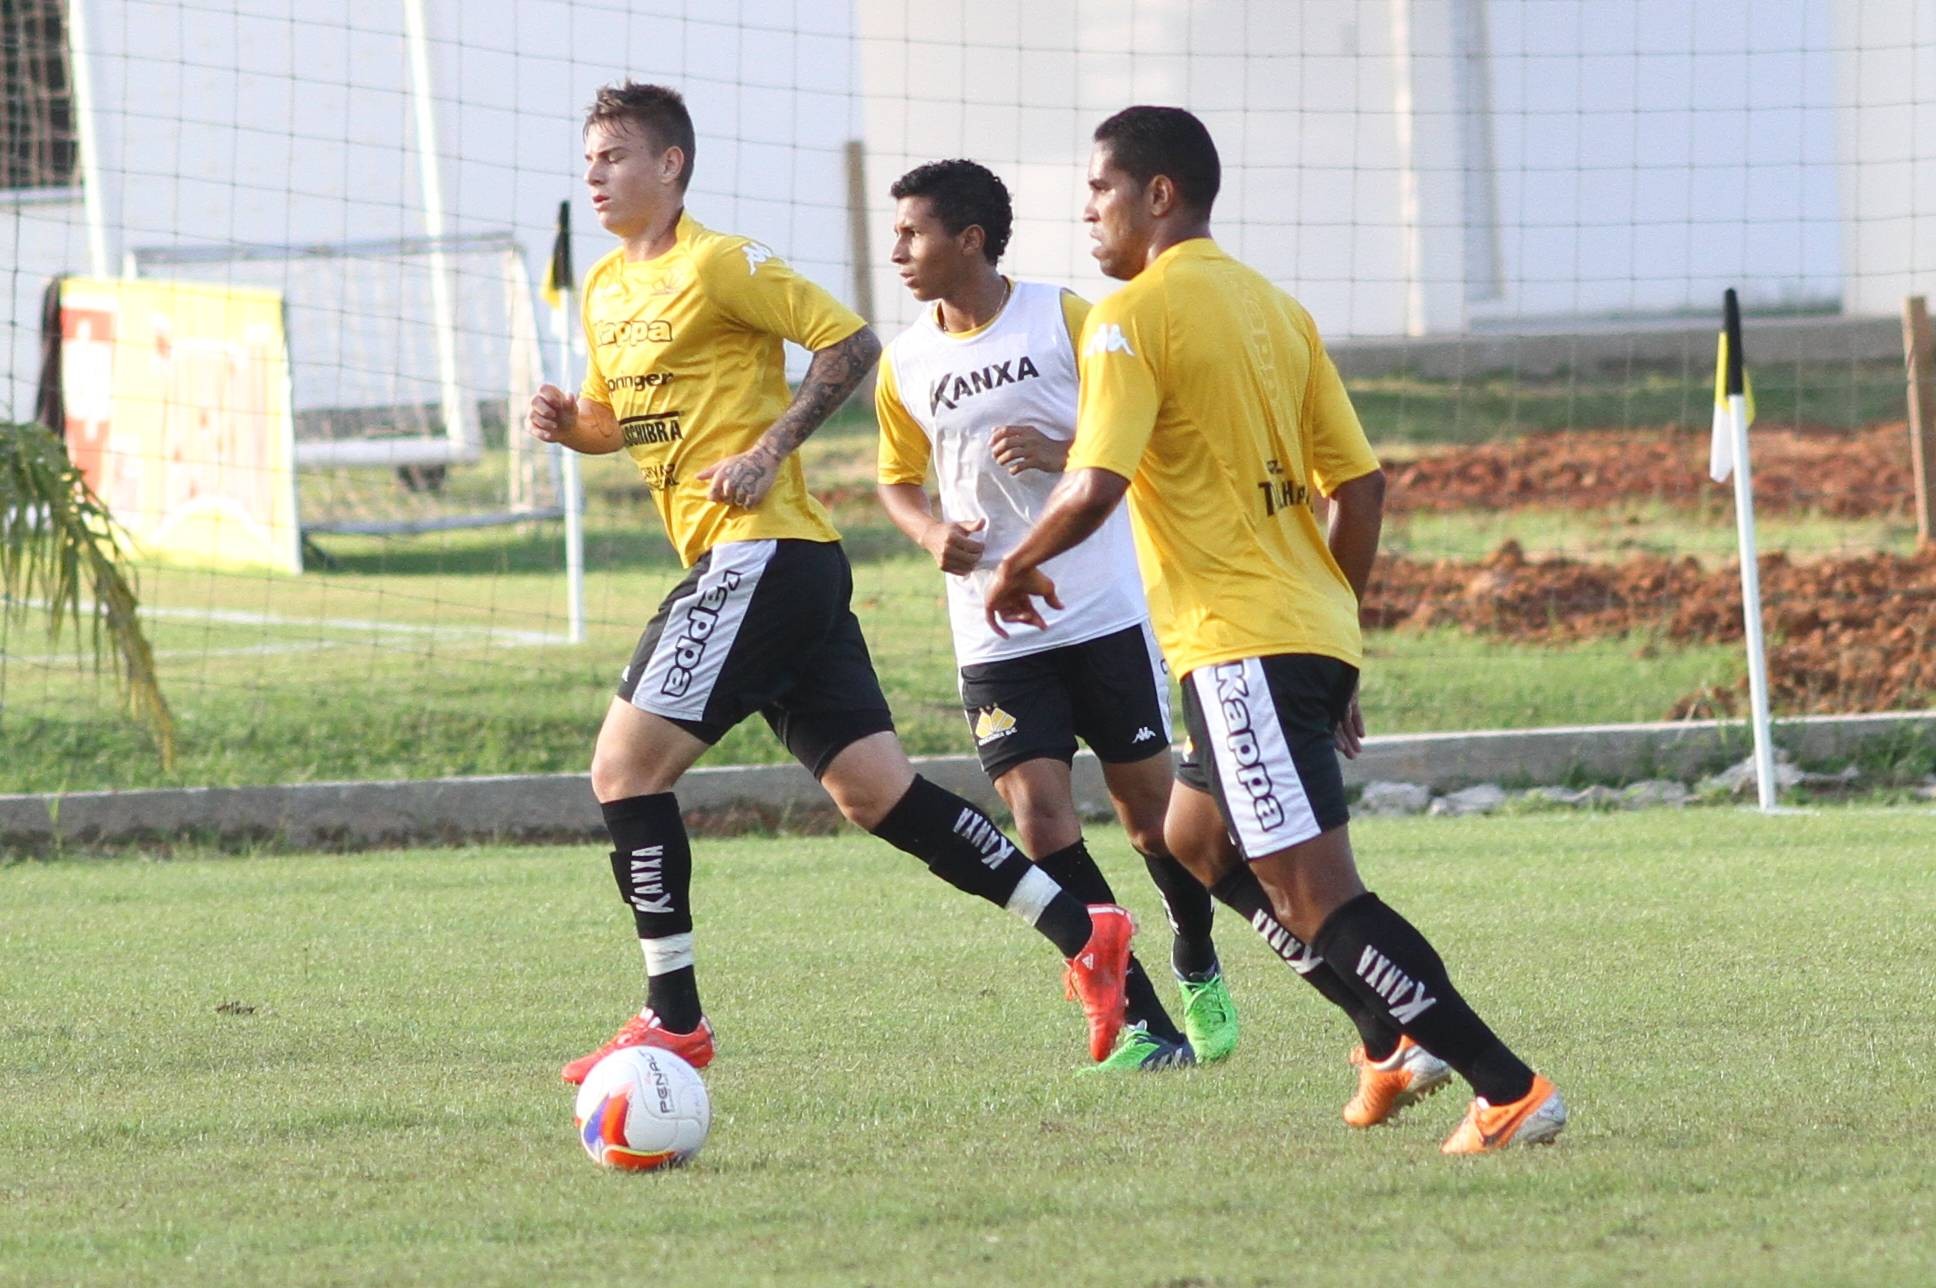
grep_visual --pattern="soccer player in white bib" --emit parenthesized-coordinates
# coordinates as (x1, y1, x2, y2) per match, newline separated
(528, 84, 1139, 1085)
(874, 160, 1237, 1070)
(985, 108, 1565, 1152)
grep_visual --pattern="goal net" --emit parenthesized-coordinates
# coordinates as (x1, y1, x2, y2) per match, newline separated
(126, 231, 559, 538)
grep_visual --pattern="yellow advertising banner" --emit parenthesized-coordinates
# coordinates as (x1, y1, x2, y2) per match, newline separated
(60, 277, 301, 573)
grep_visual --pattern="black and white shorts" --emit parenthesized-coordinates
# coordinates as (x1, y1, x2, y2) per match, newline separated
(617, 539, 894, 778)
(957, 620, 1171, 781)
(1176, 653, 1357, 858)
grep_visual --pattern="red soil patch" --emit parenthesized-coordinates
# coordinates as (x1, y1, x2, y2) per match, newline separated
(1384, 424, 1916, 518)
(1364, 542, 1936, 717)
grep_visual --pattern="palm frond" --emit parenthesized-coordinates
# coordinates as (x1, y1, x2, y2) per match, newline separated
(1, 421, 176, 769)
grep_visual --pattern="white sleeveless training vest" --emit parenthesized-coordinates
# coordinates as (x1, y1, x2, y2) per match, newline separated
(883, 280, 1148, 663)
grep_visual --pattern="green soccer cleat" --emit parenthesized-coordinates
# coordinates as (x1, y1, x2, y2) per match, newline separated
(1177, 970, 1239, 1063)
(1082, 1023, 1196, 1073)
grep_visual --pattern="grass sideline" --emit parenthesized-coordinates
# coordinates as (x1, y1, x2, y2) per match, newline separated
(4, 412, 1755, 793)
(4, 810, 1933, 1286)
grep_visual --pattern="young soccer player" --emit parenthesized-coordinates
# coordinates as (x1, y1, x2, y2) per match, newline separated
(874, 159, 1237, 1071)
(529, 82, 1135, 1083)
(984, 107, 1566, 1152)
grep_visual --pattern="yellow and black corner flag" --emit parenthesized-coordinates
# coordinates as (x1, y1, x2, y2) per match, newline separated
(1709, 287, 1756, 483)
(541, 199, 573, 312)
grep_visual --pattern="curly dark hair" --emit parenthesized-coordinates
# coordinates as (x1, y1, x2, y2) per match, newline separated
(584, 81, 696, 189)
(889, 159, 1014, 263)
(1093, 106, 1220, 213)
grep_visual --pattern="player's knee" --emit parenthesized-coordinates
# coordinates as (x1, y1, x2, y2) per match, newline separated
(589, 746, 676, 803)
(833, 786, 895, 832)
(1123, 814, 1169, 862)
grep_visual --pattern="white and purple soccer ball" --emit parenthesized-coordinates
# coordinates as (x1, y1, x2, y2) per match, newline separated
(573, 1046, 710, 1171)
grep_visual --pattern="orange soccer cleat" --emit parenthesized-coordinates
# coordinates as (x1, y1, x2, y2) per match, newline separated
(1441, 1073, 1568, 1155)
(1063, 904, 1135, 1062)
(1343, 1034, 1453, 1128)
(560, 1009, 716, 1085)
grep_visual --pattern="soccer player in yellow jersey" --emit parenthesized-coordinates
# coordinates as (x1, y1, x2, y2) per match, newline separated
(528, 82, 1136, 1083)
(985, 106, 1566, 1153)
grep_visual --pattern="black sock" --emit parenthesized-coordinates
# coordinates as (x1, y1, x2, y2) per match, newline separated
(1312, 893, 1535, 1104)
(869, 776, 1093, 958)
(601, 792, 701, 1033)
(1036, 841, 1182, 1042)
(1207, 868, 1400, 1059)
(1140, 849, 1219, 979)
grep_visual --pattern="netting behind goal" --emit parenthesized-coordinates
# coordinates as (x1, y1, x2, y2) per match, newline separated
(128, 231, 557, 535)
(2, 0, 1932, 799)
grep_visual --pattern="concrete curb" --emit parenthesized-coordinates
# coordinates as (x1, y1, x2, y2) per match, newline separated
(3, 710, 1930, 853)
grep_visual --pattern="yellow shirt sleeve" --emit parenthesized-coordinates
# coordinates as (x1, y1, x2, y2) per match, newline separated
(1304, 331, 1380, 495)
(1059, 290, 1091, 349)
(707, 240, 868, 350)
(1066, 294, 1162, 482)
(579, 275, 612, 407)
(874, 348, 931, 486)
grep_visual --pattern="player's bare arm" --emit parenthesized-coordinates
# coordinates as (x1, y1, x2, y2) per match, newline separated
(1323, 467, 1387, 757)
(527, 383, 624, 454)
(698, 327, 883, 507)
(982, 466, 1129, 635)
(877, 482, 987, 574)
(989, 424, 1069, 476)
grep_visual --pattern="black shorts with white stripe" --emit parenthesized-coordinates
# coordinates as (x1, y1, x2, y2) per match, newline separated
(617, 538, 894, 778)
(956, 621, 1172, 781)
(1176, 653, 1357, 858)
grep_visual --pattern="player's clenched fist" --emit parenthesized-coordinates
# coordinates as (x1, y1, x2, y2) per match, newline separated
(922, 516, 986, 575)
(528, 383, 577, 443)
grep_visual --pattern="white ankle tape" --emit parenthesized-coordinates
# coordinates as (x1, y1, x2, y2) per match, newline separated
(641, 932, 694, 974)
(1005, 866, 1059, 925)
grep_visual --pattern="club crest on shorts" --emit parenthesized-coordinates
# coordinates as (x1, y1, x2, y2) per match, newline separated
(973, 705, 1017, 743)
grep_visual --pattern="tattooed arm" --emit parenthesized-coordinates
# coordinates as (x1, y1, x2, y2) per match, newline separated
(696, 327, 883, 508)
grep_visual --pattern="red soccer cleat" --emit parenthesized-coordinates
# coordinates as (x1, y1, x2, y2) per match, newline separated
(1063, 904, 1135, 1062)
(560, 1009, 716, 1085)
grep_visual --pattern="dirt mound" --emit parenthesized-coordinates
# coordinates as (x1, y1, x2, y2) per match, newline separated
(1364, 542, 1936, 716)
(1384, 425, 1916, 517)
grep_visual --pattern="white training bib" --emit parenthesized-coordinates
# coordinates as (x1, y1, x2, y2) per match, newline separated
(883, 280, 1148, 663)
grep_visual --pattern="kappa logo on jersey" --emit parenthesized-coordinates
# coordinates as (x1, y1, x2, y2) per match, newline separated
(1084, 324, 1134, 357)
(596, 318, 675, 345)
(628, 845, 673, 914)
(660, 570, 744, 698)
(951, 806, 1017, 869)
(1212, 663, 1285, 832)
(973, 705, 1018, 744)
(927, 355, 1043, 415)
(740, 242, 774, 273)
(1355, 945, 1440, 1023)
(1133, 726, 1158, 743)
(622, 413, 684, 446)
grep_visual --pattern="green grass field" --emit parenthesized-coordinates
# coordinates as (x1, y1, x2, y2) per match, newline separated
(3, 410, 1776, 793)
(3, 810, 1932, 1286)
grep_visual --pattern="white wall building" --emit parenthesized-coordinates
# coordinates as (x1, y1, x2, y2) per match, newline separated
(5, 0, 1933, 423)
(2, 0, 865, 422)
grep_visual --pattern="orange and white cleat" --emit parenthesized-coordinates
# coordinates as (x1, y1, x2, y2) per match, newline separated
(1343, 1034, 1453, 1127)
(1441, 1073, 1567, 1154)
(560, 1009, 716, 1085)
(1063, 904, 1135, 1062)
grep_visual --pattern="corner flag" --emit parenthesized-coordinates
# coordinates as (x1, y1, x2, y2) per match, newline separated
(1710, 287, 1779, 812)
(1708, 288, 1756, 483)
(541, 199, 573, 312)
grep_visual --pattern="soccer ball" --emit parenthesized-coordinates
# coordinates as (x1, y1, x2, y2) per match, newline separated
(572, 1046, 710, 1171)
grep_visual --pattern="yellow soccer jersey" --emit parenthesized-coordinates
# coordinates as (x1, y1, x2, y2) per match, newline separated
(580, 213, 866, 566)
(1065, 238, 1380, 678)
